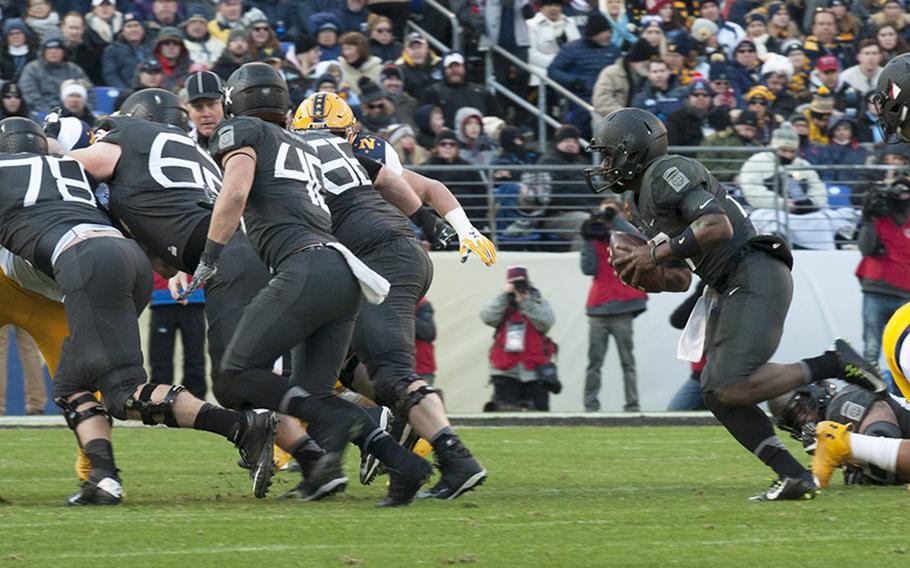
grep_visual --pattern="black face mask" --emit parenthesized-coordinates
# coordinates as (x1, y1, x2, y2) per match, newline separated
(778, 154, 795, 165)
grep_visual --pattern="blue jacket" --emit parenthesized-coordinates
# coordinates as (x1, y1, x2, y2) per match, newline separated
(814, 142, 867, 183)
(102, 37, 153, 89)
(547, 39, 621, 99)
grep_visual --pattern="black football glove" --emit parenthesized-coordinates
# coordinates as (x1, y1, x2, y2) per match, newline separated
(178, 239, 223, 301)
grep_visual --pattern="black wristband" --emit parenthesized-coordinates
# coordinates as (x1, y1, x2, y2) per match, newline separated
(668, 227, 701, 260)
(409, 207, 439, 239)
(200, 238, 225, 264)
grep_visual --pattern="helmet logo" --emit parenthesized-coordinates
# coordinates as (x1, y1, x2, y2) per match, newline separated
(224, 86, 234, 106)
(892, 83, 902, 100)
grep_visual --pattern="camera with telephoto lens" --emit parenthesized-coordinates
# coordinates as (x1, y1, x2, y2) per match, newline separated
(513, 279, 529, 294)
(581, 207, 617, 241)
(865, 179, 910, 219)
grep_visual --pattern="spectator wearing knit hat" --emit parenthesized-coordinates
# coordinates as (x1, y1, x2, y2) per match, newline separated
(182, 5, 224, 69)
(384, 123, 430, 166)
(308, 12, 342, 61)
(667, 80, 727, 147)
(367, 16, 402, 63)
(743, 11, 779, 57)
(527, 0, 581, 88)
(652, 0, 685, 34)
(815, 117, 867, 183)
(841, 39, 883, 96)
(728, 38, 761, 94)
(810, 54, 861, 112)
(829, 0, 862, 40)
(547, 13, 621, 134)
(152, 26, 190, 90)
(86, 0, 124, 44)
(358, 77, 401, 134)
(662, 33, 702, 87)
(379, 63, 417, 127)
(537, 124, 597, 248)
(766, 2, 800, 41)
(59, 78, 95, 126)
(690, 18, 722, 58)
(592, 38, 658, 118)
(781, 40, 813, 105)
(211, 28, 250, 80)
(0, 19, 37, 82)
(19, 34, 92, 114)
(697, 109, 762, 182)
(454, 106, 497, 165)
(802, 87, 837, 144)
(760, 53, 798, 117)
(803, 8, 854, 68)
(292, 34, 321, 78)
(245, 12, 285, 62)
(101, 12, 153, 88)
(742, 85, 783, 144)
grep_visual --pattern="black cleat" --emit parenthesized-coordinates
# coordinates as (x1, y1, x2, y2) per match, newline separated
(360, 406, 393, 486)
(378, 454, 434, 508)
(417, 437, 486, 501)
(748, 474, 818, 501)
(284, 452, 348, 502)
(66, 476, 123, 506)
(233, 410, 278, 499)
(834, 339, 887, 393)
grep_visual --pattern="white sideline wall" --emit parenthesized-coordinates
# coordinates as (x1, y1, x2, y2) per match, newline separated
(137, 251, 867, 413)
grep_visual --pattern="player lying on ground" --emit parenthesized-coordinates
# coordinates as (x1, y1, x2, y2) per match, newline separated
(0, 118, 278, 505)
(594, 108, 886, 501)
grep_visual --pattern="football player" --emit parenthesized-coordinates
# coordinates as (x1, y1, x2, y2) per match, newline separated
(0, 117, 278, 505)
(596, 108, 886, 500)
(68, 88, 333, 495)
(185, 63, 433, 506)
(290, 92, 489, 500)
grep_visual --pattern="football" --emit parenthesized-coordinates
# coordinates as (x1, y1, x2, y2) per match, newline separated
(608, 232, 666, 292)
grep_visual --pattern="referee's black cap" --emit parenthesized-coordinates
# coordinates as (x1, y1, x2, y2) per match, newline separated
(186, 71, 223, 102)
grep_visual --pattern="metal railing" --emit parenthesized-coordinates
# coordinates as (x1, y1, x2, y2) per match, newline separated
(410, 150, 899, 252)
(415, 0, 462, 54)
(483, 44, 596, 153)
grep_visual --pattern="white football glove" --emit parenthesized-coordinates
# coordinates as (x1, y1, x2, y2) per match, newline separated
(445, 207, 497, 267)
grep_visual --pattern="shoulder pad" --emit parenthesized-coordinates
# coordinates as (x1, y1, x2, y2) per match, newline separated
(209, 116, 262, 162)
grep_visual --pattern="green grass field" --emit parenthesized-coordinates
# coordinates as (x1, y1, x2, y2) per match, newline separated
(0, 425, 907, 567)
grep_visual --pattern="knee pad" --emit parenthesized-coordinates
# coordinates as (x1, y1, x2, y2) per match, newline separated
(125, 384, 184, 427)
(55, 394, 113, 431)
(391, 383, 439, 419)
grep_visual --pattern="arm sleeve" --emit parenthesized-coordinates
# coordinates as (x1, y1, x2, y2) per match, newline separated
(520, 294, 555, 333)
(676, 189, 725, 223)
(580, 239, 599, 276)
(208, 117, 262, 163)
(480, 293, 511, 326)
(415, 301, 436, 342)
(546, 47, 576, 87)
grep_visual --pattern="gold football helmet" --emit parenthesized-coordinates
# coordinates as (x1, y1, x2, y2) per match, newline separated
(292, 91, 356, 139)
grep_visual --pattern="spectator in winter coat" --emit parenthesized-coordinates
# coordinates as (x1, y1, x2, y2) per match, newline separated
(0, 82, 32, 120)
(367, 16, 401, 63)
(697, 110, 761, 182)
(547, 14, 621, 101)
(592, 39, 657, 118)
(211, 28, 251, 80)
(395, 32, 441, 98)
(182, 6, 224, 69)
(59, 79, 95, 127)
(419, 52, 498, 129)
(145, 0, 183, 38)
(19, 34, 91, 114)
(0, 19, 37, 82)
(815, 118, 868, 183)
(421, 129, 488, 226)
(60, 12, 106, 86)
(111, 58, 164, 111)
(333, 0, 371, 34)
(338, 31, 382, 96)
(538, 124, 596, 246)
(85, 0, 123, 44)
(527, 0, 580, 87)
(24, 0, 60, 44)
(454, 106, 497, 165)
(101, 12, 153, 88)
(379, 63, 417, 128)
(308, 12, 342, 61)
(667, 80, 725, 147)
(630, 59, 682, 123)
(414, 103, 444, 150)
(151, 26, 190, 91)
(727, 38, 761, 94)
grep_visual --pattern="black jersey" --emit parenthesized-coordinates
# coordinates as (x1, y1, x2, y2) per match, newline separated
(209, 116, 334, 269)
(99, 116, 222, 272)
(290, 129, 412, 255)
(0, 152, 111, 276)
(629, 154, 756, 288)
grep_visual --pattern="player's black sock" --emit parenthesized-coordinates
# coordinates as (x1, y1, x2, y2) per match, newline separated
(287, 395, 368, 454)
(429, 426, 457, 452)
(800, 351, 840, 383)
(356, 428, 419, 471)
(287, 435, 323, 464)
(83, 439, 117, 478)
(704, 393, 806, 478)
(193, 403, 239, 439)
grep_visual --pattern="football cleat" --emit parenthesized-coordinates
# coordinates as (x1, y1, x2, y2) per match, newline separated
(812, 420, 854, 489)
(282, 452, 348, 502)
(748, 474, 818, 501)
(233, 410, 278, 499)
(66, 476, 123, 506)
(378, 453, 434, 507)
(360, 406, 393, 485)
(834, 339, 887, 393)
(417, 437, 486, 500)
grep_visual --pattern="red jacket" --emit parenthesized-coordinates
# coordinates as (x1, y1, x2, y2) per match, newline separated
(415, 298, 436, 374)
(489, 305, 556, 371)
(587, 241, 649, 308)
(856, 216, 910, 294)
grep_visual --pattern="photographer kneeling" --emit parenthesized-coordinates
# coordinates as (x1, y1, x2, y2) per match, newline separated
(480, 266, 559, 411)
(580, 200, 648, 412)
(856, 177, 910, 365)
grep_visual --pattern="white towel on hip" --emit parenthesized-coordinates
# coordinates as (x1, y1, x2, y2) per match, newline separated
(326, 242, 390, 305)
(677, 286, 718, 362)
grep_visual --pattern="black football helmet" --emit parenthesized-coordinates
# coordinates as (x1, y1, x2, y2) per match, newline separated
(0, 117, 48, 154)
(224, 62, 289, 125)
(119, 88, 189, 132)
(873, 53, 910, 142)
(584, 108, 667, 194)
(768, 383, 833, 449)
